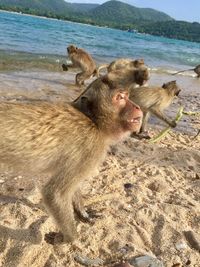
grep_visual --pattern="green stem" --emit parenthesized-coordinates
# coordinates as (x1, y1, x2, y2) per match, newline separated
(149, 106, 184, 144)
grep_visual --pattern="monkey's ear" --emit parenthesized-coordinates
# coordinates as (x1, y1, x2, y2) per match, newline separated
(101, 75, 117, 89)
(134, 59, 144, 67)
(79, 96, 95, 120)
(80, 96, 89, 108)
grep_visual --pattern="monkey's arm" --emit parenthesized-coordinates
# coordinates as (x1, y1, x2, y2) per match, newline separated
(150, 108, 177, 127)
(62, 62, 77, 71)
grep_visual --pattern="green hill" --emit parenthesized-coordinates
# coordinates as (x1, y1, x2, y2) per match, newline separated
(89, 0, 173, 24)
(0, 0, 73, 16)
(71, 3, 99, 12)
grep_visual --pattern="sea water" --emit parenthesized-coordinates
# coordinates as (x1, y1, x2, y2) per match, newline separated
(0, 10, 200, 73)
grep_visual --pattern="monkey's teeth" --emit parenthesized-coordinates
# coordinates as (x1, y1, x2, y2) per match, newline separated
(129, 117, 141, 123)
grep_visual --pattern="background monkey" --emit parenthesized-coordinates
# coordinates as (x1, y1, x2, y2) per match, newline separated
(62, 45, 97, 86)
(103, 58, 150, 87)
(99, 58, 146, 73)
(105, 65, 150, 89)
(97, 58, 150, 86)
(129, 80, 181, 136)
(0, 76, 143, 243)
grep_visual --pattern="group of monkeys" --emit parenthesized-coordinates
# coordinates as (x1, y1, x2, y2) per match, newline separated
(0, 44, 182, 244)
(63, 44, 181, 137)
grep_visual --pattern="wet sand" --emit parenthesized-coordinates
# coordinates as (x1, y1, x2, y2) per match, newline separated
(0, 69, 199, 267)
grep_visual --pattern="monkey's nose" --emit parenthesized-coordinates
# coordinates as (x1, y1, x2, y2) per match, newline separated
(132, 102, 141, 110)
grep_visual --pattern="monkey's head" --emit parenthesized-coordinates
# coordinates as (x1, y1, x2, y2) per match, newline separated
(132, 59, 145, 68)
(162, 80, 181, 96)
(134, 67, 150, 86)
(67, 45, 78, 55)
(73, 76, 143, 140)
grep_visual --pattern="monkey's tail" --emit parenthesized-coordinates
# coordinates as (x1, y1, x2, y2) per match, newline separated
(172, 68, 194, 75)
(96, 64, 109, 77)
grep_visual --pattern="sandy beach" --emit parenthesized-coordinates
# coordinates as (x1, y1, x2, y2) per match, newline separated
(0, 69, 199, 267)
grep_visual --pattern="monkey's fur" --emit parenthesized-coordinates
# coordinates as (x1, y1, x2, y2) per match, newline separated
(129, 80, 181, 134)
(0, 76, 142, 243)
(98, 58, 145, 73)
(62, 44, 97, 86)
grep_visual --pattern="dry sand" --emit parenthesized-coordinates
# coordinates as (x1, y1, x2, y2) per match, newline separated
(0, 70, 199, 267)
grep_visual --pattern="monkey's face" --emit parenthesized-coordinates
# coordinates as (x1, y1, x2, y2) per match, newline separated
(112, 91, 143, 134)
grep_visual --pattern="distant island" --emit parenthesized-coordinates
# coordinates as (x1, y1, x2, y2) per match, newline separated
(0, 0, 200, 43)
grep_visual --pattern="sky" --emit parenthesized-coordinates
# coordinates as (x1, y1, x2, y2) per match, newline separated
(68, 0, 200, 23)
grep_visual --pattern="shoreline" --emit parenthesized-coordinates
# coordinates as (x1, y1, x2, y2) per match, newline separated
(0, 48, 198, 77)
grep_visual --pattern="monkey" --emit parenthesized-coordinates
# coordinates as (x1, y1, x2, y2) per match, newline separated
(97, 58, 145, 73)
(106, 58, 145, 72)
(172, 64, 200, 77)
(129, 80, 181, 137)
(97, 58, 150, 88)
(104, 66, 150, 90)
(62, 44, 97, 86)
(0, 76, 143, 243)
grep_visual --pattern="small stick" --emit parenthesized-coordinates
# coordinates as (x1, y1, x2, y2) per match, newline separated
(183, 111, 200, 116)
(149, 106, 184, 143)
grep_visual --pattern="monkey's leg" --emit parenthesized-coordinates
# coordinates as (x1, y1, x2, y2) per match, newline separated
(76, 72, 85, 86)
(73, 190, 91, 222)
(42, 177, 78, 243)
(151, 109, 177, 128)
(140, 111, 150, 133)
(76, 71, 93, 86)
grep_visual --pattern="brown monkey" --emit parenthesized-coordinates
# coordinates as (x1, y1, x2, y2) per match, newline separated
(62, 44, 97, 86)
(173, 64, 200, 77)
(108, 58, 145, 72)
(0, 76, 143, 243)
(98, 58, 150, 87)
(129, 80, 181, 136)
(104, 65, 150, 89)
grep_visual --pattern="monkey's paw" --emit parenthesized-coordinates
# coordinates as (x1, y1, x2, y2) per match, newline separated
(62, 64, 68, 71)
(77, 208, 102, 224)
(131, 131, 151, 139)
(44, 231, 64, 245)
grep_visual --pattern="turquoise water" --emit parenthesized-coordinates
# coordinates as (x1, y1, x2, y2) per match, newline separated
(0, 10, 200, 72)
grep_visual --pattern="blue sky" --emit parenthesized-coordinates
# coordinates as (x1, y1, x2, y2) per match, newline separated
(68, 0, 200, 22)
